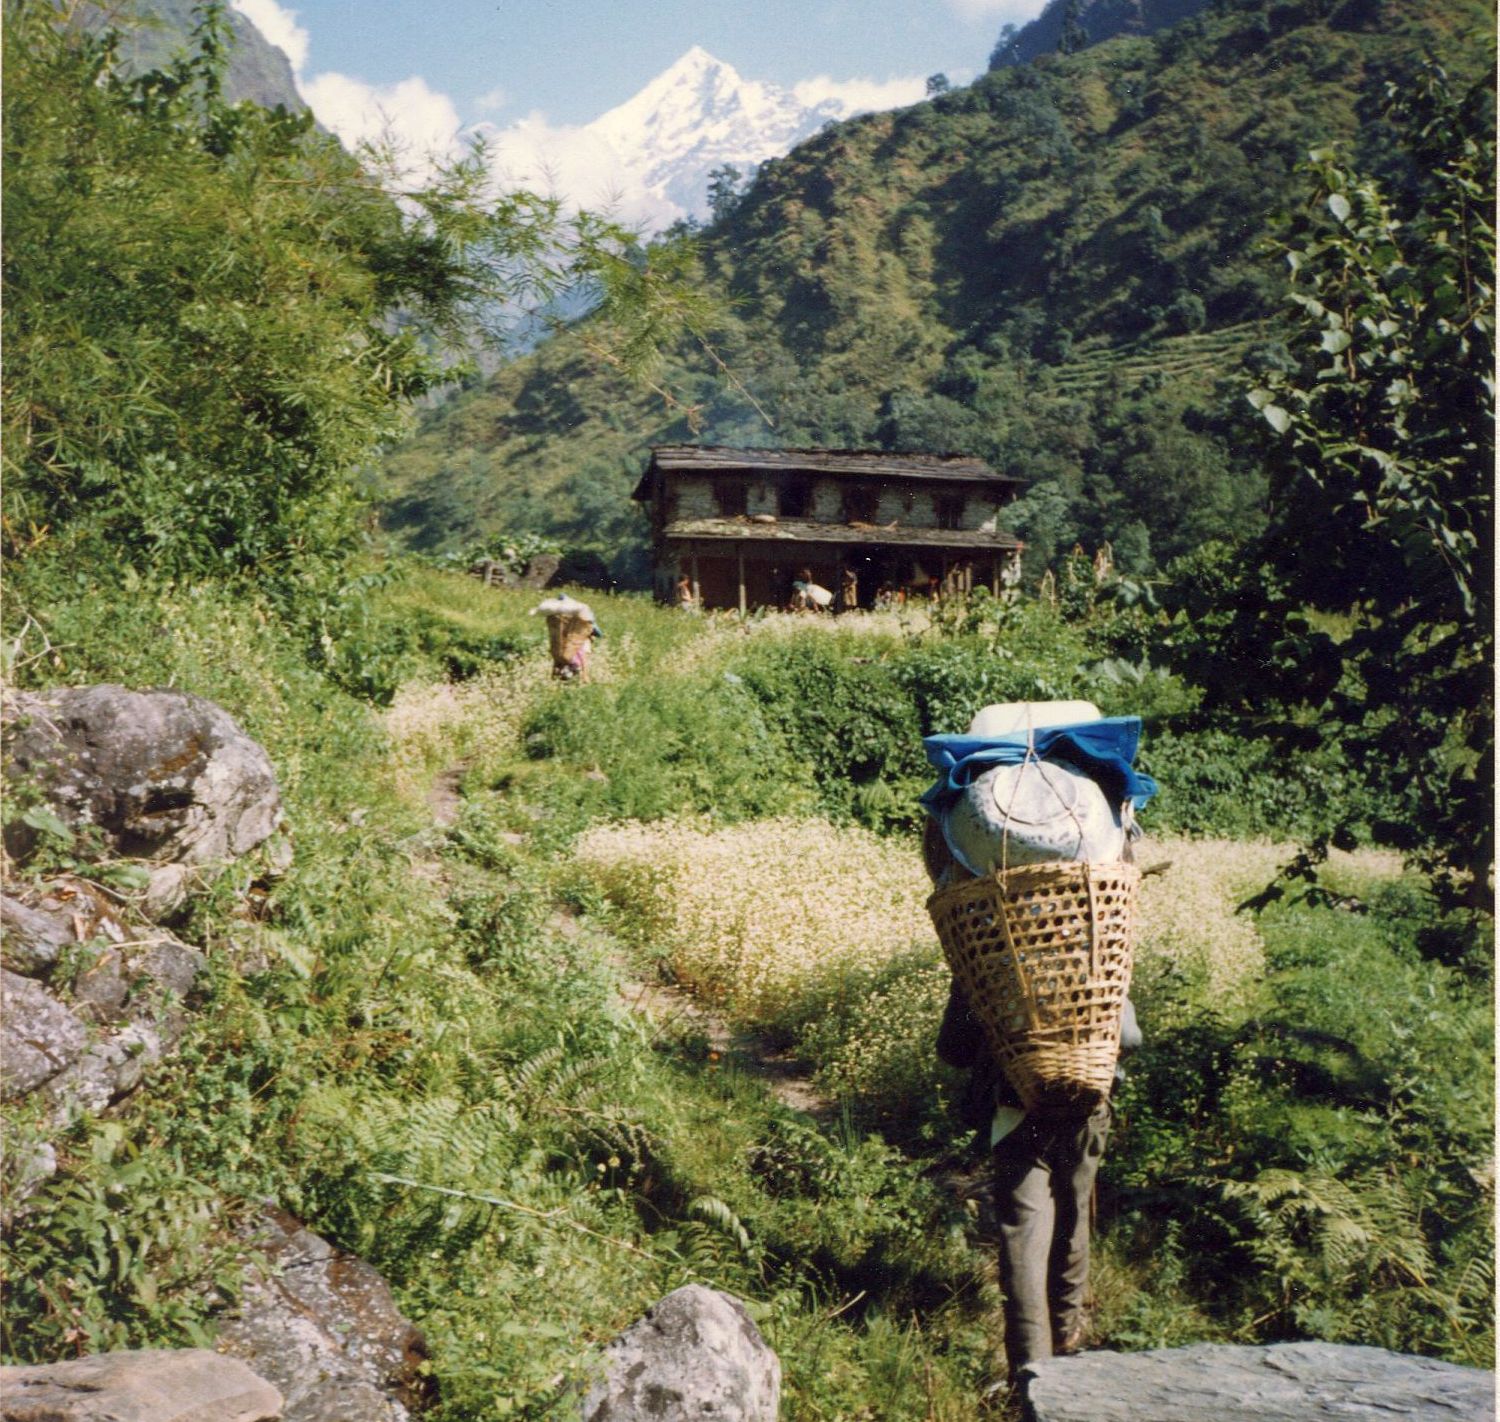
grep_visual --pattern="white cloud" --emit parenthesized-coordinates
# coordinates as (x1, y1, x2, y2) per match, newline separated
(229, 0, 309, 73)
(792, 73, 929, 117)
(473, 115, 665, 229)
(474, 87, 509, 115)
(231, 0, 463, 186)
(300, 72, 464, 184)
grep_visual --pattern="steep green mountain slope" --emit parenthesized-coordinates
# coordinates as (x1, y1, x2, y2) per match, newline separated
(989, 0, 1213, 69)
(378, 0, 1492, 581)
(83, 0, 305, 111)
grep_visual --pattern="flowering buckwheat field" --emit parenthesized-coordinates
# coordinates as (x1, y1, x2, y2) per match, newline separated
(575, 817, 935, 1019)
(385, 661, 551, 804)
(575, 819, 1400, 1022)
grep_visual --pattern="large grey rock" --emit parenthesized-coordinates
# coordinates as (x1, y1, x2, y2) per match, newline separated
(581, 1284, 780, 1422)
(0, 893, 76, 975)
(42, 1021, 166, 1118)
(3, 878, 134, 984)
(1, 879, 207, 1210)
(0, 1347, 282, 1421)
(3, 685, 282, 882)
(217, 1208, 429, 1422)
(0, 878, 206, 1116)
(1, 968, 89, 1096)
(1024, 1342, 1496, 1422)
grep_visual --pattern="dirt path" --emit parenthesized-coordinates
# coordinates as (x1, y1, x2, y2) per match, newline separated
(426, 760, 468, 829)
(424, 750, 832, 1118)
(624, 972, 830, 1117)
(546, 909, 832, 1118)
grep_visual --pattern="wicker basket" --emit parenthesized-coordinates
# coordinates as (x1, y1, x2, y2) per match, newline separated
(928, 859, 1139, 1111)
(547, 612, 593, 669)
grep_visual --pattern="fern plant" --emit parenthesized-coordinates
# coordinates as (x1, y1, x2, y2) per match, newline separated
(1221, 1165, 1493, 1362)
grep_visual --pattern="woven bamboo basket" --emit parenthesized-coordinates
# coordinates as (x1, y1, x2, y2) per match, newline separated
(547, 612, 593, 669)
(927, 859, 1139, 1111)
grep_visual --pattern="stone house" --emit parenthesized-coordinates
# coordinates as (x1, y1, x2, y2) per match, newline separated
(631, 445, 1025, 610)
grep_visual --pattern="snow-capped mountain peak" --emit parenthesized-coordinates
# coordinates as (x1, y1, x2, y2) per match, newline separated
(479, 48, 922, 233)
(584, 47, 841, 222)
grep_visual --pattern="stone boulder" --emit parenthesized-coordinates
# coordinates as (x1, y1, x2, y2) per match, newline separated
(1, 892, 77, 975)
(580, 1284, 780, 1422)
(1023, 1341, 1495, 1422)
(0, 1347, 282, 1421)
(0, 879, 206, 1115)
(3, 686, 284, 911)
(1, 968, 90, 1097)
(217, 1207, 431, 1422)
(1, 878, 207, 1208)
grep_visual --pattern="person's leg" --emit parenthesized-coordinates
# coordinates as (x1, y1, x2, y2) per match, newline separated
(993, 1126, 1055, 1376)
(1046, 1101, 1111, 1351)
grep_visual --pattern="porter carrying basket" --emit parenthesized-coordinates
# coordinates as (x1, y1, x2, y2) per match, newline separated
(928, 860, 1139, 1111)
(547, 612, 594, 669)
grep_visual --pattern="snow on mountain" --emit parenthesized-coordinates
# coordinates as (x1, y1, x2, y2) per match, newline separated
(586, 46, 842, 220)
(477, 48, 920, 233)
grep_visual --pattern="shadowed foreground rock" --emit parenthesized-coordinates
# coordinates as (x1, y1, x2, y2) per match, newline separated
(0, 1348, 282, 1421)
(217, 1207, 430, 1422)
(581, 1284, 780, 1422)
(1024, 1342, 1496, 1422)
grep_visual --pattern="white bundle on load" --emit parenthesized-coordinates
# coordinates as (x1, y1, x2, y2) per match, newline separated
(966, 700, 1103, 738)
(530, 595, 593, 621)
(804, 583, 834, 608)
(939, 700, 1126, 876)
(943, 759, 1125, 875)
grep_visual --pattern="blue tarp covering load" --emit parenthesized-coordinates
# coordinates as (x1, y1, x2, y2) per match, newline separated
(919, 716, 1158, 822)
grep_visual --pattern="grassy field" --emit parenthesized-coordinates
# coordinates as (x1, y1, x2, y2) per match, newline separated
(3, 568, 1492, 1418)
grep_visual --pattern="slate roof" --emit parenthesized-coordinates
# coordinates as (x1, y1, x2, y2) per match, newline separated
(632, 446, 1021, 501)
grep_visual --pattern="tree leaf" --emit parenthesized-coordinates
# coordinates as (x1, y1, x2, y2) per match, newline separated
(1327, 192, 1352, 223)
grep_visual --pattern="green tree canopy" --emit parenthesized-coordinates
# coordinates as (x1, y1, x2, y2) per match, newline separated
(1, 2, 699, 589)
(1173, 66, 1494, 903)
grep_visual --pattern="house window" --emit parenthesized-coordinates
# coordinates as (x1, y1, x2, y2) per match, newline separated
(935, 493, 966, 530)
(779, 478, 811, 519)
(713, 479, 748, 517)
(842, 485, 879, 523)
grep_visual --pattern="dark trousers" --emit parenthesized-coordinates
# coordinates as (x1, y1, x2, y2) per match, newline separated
(992, 1101, 1110, 1374)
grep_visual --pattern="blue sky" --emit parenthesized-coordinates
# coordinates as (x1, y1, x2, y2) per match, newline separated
(228, 0, 1046, 228)
(233, 0, 1036, 127)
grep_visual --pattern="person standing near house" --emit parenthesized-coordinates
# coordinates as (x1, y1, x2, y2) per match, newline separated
(675, 574, 696, 612)
(835, 565, 859, 615)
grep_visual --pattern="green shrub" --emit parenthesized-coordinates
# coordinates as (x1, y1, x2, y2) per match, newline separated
(1103, 887, 1495, 1364)
(522, 674, 817, 823)
(733, 636, 928, 826)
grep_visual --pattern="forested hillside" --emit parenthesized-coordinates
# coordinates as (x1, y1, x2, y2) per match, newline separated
(988, 0, 1212, 67)
(379, 0, 1491, 582)
(83, 0, 305, 110)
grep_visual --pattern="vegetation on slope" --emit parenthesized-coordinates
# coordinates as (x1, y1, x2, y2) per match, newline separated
(378, 0, 1493, 579)
(5, 575, 1492, 1416)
